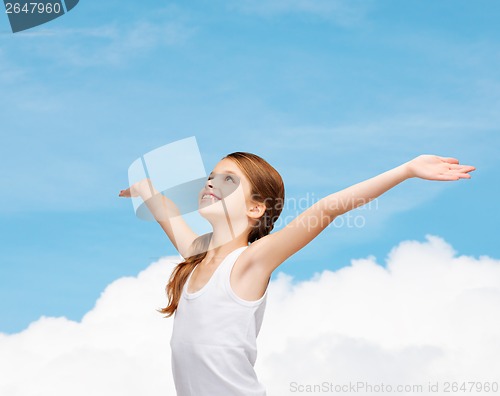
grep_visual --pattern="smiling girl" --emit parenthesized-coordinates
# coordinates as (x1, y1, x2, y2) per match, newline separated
(119, 152, 475, 396)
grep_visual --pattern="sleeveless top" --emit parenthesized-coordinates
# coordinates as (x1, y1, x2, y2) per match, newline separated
(170, 246, 269, 396)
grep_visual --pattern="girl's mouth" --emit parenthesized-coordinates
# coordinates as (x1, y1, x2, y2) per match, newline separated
(201, 193, 220, 202)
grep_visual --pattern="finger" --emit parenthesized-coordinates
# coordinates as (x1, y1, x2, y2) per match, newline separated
(441, 172, 472, 180)
(448, 164, 470, 170)
(436, 173, 460, 181)
(448, 165, 476, 173)
(447, 169, 472, 176)
(441, 156, 460, 164)
(448, 168, 476, 177)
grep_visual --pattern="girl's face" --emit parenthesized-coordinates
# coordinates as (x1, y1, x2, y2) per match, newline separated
(197, 158, 253, 222)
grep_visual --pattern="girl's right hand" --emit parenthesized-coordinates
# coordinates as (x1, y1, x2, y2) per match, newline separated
(406, 155, 475, 181)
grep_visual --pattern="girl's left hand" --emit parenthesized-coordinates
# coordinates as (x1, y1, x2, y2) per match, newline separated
(406, 155, 476, 181)
(118, 178, 151, 198)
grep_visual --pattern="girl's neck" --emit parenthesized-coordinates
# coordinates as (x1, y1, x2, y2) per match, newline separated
(206, 222, 248, 258)
(203, 237, 248, 264)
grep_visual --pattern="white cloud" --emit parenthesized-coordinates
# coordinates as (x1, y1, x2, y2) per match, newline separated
(1, 235, 499, 395)
(0, 260, 176, 396)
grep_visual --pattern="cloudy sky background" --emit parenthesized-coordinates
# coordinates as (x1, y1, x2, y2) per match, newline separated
(0, 0, 499, 394)
(1, 236, 499, 395)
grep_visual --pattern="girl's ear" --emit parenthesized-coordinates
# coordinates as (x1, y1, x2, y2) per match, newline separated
(247, 202, 266, 220)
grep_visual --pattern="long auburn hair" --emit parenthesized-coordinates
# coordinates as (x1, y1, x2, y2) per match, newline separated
(157, 152, 285, 317)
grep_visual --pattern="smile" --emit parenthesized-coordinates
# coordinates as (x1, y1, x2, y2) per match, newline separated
(201, 193, 220, 201)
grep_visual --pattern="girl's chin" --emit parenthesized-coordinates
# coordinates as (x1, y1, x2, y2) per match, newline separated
(197, 204, 224, 216)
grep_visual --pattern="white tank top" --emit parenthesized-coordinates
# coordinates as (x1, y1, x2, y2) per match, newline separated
(170, 246, 269, 396)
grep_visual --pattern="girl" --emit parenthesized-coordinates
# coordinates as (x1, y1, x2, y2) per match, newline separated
(119, 152, 475, 396)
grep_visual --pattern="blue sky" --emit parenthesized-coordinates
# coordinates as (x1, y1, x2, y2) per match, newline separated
(0, 0, 498, 334)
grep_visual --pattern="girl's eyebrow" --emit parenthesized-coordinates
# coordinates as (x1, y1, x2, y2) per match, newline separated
(209, 170, 237, 176)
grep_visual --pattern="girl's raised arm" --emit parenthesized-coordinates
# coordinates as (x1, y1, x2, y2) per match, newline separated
(119, 178, 199, 258)
(248, 155, 476, 276)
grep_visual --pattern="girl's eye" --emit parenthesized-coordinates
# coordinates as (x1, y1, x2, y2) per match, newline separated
(225, 175, 234, 182)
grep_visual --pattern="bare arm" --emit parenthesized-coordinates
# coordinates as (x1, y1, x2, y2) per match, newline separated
(119, 178, 198, 258)
(248, 155, 476, 276)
